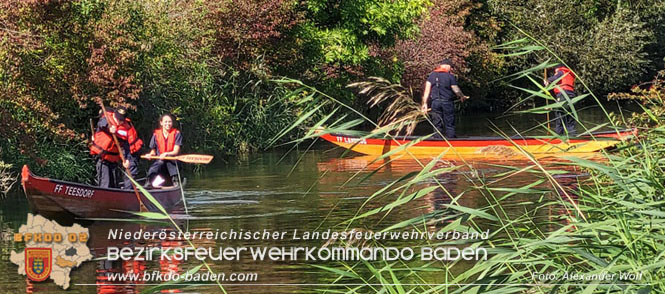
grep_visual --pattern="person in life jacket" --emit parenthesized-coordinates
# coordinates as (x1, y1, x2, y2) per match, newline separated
(90, 106, 143, 188)
(145, 114, 182, 187)
(420, 58, 470, 138)
(544, 64, 577, 136)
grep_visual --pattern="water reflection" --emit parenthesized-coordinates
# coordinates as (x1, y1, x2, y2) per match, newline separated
(96, 259, 142, 294)
(159, 240, 183, 294)
(422, 169, 459, 226)
(317, 154, 587, 233)
(1, 150, 593, 294)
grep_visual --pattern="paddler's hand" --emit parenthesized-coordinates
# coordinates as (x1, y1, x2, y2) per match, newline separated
(420, 104, 428, 113)
(461, 96, 470, 102)
(109, 125, 117, 134)
(122, 160, 129, 169)
(159, 153, 167, 160)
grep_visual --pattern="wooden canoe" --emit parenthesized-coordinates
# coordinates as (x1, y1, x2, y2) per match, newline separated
(318, 129, 637, 158)
(21, 165, 184, 218)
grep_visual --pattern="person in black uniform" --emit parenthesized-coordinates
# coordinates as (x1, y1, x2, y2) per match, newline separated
(420, 59, 469, 138)
(544, 64, 577, 136)
(90, 107, 132, 188)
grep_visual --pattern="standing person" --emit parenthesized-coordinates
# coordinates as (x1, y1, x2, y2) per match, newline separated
(115, 108, 143, 189)
(420, 59, 469, 138)
(544, 64, 577, 136)
(145, 114, 182, 187)
(90, 106, 141, 188)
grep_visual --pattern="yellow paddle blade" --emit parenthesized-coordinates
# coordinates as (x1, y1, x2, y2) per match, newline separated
(175, 154, 213, 164)
(141, 154, 213, 164)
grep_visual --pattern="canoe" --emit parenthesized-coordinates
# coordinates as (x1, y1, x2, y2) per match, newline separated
(21, 165, 184, 218)
(318, 129, 637, 158)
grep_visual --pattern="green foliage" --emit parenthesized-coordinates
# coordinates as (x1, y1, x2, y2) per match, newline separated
(0, 88, 93, 183)
(0, 0, 319, 178)
(609, 68, 665, 127)
(291, 0, 430, 89)
(309, 26, 370, 65)
(391, 0, 505, 108)
(489, 0, 654, 96)
(2, 0, 663, 182)
(576, 8, 651, 93)
(304, 0, 430, 51)
(621, 0, 665, 70)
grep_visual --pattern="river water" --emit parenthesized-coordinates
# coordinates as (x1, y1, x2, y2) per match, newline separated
(0, 108, 617, 294)
(0, 149, 586, 294)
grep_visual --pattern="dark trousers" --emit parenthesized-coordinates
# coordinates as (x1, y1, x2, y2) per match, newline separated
(121, 154, 140, 190)
(554, 92, 577, 136)
(96, 159, 118, 188)
(147, 160, 179, 183)
(430, 99, 455, 138)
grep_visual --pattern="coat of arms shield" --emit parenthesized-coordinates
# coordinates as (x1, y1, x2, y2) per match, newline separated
(25, 248, 52, 282)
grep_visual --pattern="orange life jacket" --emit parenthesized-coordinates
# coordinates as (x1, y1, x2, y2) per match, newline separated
(104, 110, 143, 154)
(433, 66, 450, 73)
(117, 121, 143, 154)
(554, 66, 575, 94)
(89, 111, 142, 161)
(90, 131, 120, 162)
(154, 128, 180, 154)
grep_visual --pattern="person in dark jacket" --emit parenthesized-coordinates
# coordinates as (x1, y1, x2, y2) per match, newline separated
(545, 64, 577, 136)
(90, 107, 141, 188)
(421, 59, 469, 138)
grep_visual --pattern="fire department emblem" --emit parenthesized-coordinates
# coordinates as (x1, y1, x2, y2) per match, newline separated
(25, 248, 52, 281)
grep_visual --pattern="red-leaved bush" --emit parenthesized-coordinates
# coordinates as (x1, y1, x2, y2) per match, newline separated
(394, 0, 477, 92)
(207, 0, 303, 70)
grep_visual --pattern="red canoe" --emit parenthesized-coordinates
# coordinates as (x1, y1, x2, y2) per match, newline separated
(21, 165, 184, 218)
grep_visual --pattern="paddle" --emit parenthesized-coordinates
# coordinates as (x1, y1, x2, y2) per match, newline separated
(544, 68, 551, 130)
(141, 154, 213, 164)
(98, 101, 148, 212)
(89, 119, 95, 139)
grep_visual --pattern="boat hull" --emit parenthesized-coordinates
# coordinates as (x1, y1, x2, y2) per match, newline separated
(319, 130, 636, 158)
(21, 165, 183, 218)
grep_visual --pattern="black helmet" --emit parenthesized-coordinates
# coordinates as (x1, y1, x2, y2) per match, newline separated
(440, 58, 453, 66)
(114, 106, 127, 121)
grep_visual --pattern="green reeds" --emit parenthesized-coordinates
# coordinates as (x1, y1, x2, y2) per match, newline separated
(270, 32, 665, 294)
(0, 161, 15, 197)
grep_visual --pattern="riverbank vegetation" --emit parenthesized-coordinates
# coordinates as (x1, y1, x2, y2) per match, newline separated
(269, 28, 665, 292)
(1, 0, 663, 184)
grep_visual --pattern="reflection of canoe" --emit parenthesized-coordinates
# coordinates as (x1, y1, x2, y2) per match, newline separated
(21, 165, 183, 218)
(319, 129, 637, 158)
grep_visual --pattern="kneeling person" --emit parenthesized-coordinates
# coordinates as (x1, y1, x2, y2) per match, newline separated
(146, 114, 182, 187)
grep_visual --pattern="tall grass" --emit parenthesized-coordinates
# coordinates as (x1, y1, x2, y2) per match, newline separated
(270, 35, 665, 293)
(0, 161, 15, 197)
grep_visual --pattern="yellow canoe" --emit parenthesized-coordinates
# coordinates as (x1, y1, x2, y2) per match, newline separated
(318, 129, 637, 159)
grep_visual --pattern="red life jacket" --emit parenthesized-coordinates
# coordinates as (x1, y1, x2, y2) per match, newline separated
(117, 121, 143, 154)
(154, 128, 180, 154)
(90, 112, 121, 162)
(89, 111, 142, 161)
(433, 66, 450, 73)
(553, 66, 575, 94)
(105, 111, 143, 154)
(90, 131, 120, 162)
